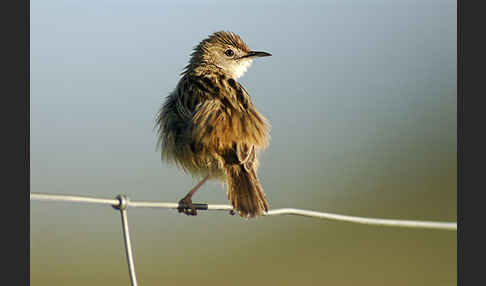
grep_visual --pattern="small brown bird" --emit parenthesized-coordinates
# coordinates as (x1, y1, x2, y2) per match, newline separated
(156, 31, 272, 218)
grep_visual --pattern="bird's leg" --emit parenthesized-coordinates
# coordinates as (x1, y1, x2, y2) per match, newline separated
(178, 174, 210, 216)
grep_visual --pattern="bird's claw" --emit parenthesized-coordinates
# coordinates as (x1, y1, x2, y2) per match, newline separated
(178, 197, 197, 216)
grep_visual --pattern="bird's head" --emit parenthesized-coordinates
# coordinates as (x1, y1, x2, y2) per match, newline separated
(184, 31, 271, 79)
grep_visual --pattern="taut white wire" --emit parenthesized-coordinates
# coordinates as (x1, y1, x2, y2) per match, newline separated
(114, 195, 138, 286)
(264, 208, 456, 231)
(30, 192, 457, 231)
(30, 193, 118, 205)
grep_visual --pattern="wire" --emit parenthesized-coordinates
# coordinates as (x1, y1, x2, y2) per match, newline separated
(30, 193, 118, 205)
(113, 195, 138, 286)
(265, 208, 456, 230)
(30, 192, 457, 231)
(31, 191, 457, 286)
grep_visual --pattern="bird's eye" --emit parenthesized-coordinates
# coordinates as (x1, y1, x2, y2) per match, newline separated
(224, 49, 234, 57)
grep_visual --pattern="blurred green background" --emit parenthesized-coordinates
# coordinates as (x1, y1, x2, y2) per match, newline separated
(30, 0, 456, 285)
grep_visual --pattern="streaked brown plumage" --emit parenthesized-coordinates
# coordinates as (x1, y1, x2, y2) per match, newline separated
(155, 31, 271, 218)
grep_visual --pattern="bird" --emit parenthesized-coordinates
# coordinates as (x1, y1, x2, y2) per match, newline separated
(155, 31, 272, 218)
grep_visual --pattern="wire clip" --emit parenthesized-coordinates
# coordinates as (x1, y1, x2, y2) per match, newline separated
(114, 194, 129, 211)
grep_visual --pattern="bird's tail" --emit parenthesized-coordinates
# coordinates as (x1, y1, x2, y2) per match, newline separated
(225, 164, 269, 218)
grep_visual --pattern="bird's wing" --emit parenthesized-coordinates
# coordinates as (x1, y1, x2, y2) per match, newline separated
(190, 77, 270, 152)
(217, 140, 256, 168)
(236, 143, 257, 171)
(191, 97, 262, 170)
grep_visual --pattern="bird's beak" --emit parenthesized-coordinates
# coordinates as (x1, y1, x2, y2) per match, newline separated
(239, 51, 272, 59)
(249, 51, 272, 57)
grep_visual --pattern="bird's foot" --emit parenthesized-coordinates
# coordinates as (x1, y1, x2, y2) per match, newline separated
(178, 196, 197, 216)
(229, 209, 236, 216)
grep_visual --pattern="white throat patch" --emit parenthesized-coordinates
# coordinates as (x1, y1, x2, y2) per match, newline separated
(233, 59, 253, 79)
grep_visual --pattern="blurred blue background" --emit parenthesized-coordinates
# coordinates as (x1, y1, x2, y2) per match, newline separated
(30, 0, 456, 285)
